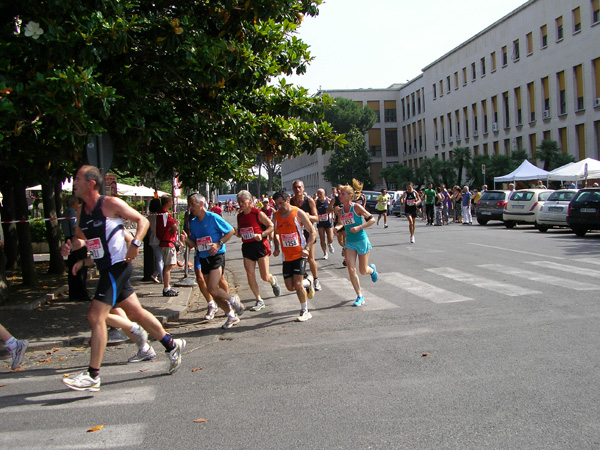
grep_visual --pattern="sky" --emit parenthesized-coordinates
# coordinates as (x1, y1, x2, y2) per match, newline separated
(287, 0, 529, 93)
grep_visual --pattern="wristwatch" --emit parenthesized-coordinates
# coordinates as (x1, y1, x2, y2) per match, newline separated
(218, 240, 224, 248)
(131, 239, 142, 247)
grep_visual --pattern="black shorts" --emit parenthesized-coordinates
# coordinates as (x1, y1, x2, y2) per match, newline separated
(317, 220, 332, 229)
(242, 240, 271, 261)
(405, 206, 417, 218)
(94, 262, 135, 306)
(198, 253, 226, 275)
(282, 258, 307, 279)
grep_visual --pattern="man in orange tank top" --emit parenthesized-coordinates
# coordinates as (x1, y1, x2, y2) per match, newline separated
(272, 191, 316, 322)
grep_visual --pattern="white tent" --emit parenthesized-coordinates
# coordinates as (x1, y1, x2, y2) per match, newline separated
(494, 160, 549, 183)
(547, 158, 600, 182)
(117, 183, 168, 198)
(26, 178, 73, 192)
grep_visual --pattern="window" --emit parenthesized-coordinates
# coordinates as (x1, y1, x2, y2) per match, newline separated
(384, 100, 397, 122)
(417, 90, 422, 114)
(513, 39, 520, 61)
(527, 81, 536, 122)
(455, 110, 460, 140)
(454, 72, 459, 90)
(368, 129, 381, 157)
(446, 76, 451, 94)
(594, 57, 600, 101)
(441, 116, 445, 144)
(503, 91, 510, 128)
(540, 24, 548, 48)
(385, 129, 398, 156)
(573, 7, 581, 33)
(491, 95, 498, 125)
(401, 99, 406, 121)
(514, 87, 522, 125)
(433, 83, 437, 99)
(463, 107, 469, 138)
(367, 101, 380, 123)
(574, 64, 584, 110)
(448, 113, 453, 139)
(559, 127, 568, 155)
(502, 46, 508, 66)
(462, 67, 467, 85)
(472, 103, 479, 135)
(480, 57, 486, 76)
(576, 123, 586, 159)
(529, 134, 537, 157)
(557, 71, 567, 115)
(433, 118, 438, 144)
(541, 76, 550, 115)
(439, 80, 444, 97)
(594, 0, 600, 24)
(482, 99, 488, 134)
(471, 63, 476, 81)
(491, 51, 497, 71)
(556, 16, 564, 40)
(526, 32, 533, 55)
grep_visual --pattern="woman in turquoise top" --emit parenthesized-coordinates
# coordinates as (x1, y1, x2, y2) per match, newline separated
(334, 184, 379, 306)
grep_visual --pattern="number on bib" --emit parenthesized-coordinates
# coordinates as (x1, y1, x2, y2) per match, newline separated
(196, 236, 213, 252)
(86, 238, 104, 259)
(281, 233, 299, 248)
(240, 227, 255, 241)
(341, 212, 355, 226)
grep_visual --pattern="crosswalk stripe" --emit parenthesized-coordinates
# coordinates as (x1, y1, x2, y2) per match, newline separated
(0, 386, 156, 413)
(527, 260, 600, 278)
(430, 267, 541, 296)
(0, 423, 147, 449)
(318, 277, 399, 310)
(573, 257, 600, 266)
(478, 264, 600, 291)
(380, 273, 472, 303)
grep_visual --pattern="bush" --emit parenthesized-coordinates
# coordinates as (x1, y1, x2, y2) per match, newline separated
(30, 221, 47, 243)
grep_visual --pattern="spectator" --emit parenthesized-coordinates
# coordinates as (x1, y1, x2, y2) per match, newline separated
(156, 195, 179, 297)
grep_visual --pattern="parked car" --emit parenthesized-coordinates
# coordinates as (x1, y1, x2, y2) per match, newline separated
(503, 189, 554, 228)
(390, 190, 404, 216)
(566, 187, 600, 236)
(535, 189, 578, 232)
(362, 190, 381, 214)
(476, 190, 511, 225)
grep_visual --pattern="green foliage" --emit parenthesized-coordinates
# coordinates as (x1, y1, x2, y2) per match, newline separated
(510, 149, 529, 165)
(535, 140, 569, 171)
(379, 164, 414, 190)
(451, 147, 471, 185)
(323, 128, 373, 189)
(323, 97, 376, 135)
(29, 220, 46, 243)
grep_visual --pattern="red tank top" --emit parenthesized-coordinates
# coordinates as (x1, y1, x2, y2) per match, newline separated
(237, 207, 265, 243)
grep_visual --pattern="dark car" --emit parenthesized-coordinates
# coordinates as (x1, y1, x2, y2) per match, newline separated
(567, 187, 600, 236)
(475, 190, 511, 225)
(362, 190, 381, 214)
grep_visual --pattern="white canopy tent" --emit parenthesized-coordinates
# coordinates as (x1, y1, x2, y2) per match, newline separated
(26, 178, 73, 192)
(494, 160, 549, 184)
(547, 158, 600, 182)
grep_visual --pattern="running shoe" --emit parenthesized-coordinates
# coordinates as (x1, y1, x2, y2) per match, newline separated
(204, 302, 218, 320)
(328, 243, 335, 253)
(296, 310, 312, 322)
(314, 278, 322, 291)
(107, 327, 128, 344)
(384, 224, 388, 229)
(128, 346, 157, 363)
(167, 338, 186, 374)
(410, 236, 415, 244)
(341, 248, 345, 257)
(272, 276, 281, 297)
(222, 315, 240, 329)
(305, 276, 314, 299)
(369, 264, 378, 283)
(249, 300, 265, 311)
(9, 339, 28, 371)
(230, 294, 245, 316)
(62, 371, 101, 392)
(131, 325, 148, 349)
(353, 296, 365, 307)
(163, 288, 179, 297)
(342, 260, 347, 267)
(323, 253, 328, 260)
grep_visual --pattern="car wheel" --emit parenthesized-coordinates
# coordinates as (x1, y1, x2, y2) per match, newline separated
(504, 221, 515, 229)
(477, 218, 488, 225)
(572, 226, 587, 237)
(537, 223, 549, 232)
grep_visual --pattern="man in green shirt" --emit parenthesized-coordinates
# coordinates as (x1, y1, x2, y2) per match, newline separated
(424, 183, 436, 225)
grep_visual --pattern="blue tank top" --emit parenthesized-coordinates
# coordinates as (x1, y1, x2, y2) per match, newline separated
(340, 204, 367, 243)
(79, 196, 127, 270)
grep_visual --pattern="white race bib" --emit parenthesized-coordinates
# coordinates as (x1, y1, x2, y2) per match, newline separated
(196, 236, 213, 252)
(318, 213, 329, 222)
(341, 212, 355, 226)
(281, 233, 299, 248)
(407, 199, 415, 206)
(240, 227, 255, 240)
(86, 237, 104, 259)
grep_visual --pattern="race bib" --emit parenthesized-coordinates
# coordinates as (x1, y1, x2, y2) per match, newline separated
(407, 199, 415, 206)
(318, 213, 329, 222)
(281, 233, 299, 248)
(196, 236, 213, 252)
(240, 227, 255, 240)
(86, 237, 104, 260)
(341, 212, 355, 226)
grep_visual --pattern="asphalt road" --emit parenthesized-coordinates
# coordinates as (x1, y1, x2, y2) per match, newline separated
(2, 216, 600, 449)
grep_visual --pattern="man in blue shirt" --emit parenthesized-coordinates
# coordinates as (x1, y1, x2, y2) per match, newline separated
(181, 193, 243, 329)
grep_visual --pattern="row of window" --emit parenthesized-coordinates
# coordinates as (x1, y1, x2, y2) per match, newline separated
(432, 1, 599, 100)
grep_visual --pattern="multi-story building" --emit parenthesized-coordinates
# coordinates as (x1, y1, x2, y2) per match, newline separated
(282, 0, 600, 192)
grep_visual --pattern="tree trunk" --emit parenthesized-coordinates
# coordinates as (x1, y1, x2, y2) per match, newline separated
(0, 183, 18, 270)
(41, 176, 65, 274)
(14, 179, 37, 286)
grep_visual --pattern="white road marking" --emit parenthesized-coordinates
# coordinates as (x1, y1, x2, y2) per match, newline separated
(318, 277, 399, 310)
(470, 243, 565, 260)
(431, 267, 541, 296)
(573, 257, 600, 266)
(527, 260, 600, 278)
(380, 273, 472, 303)
(479, 264, 600, 291)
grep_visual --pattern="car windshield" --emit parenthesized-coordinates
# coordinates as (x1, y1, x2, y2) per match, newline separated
(481, 192, 506, 201)
(510, 191, 533, 201)
(538, 191, 553, 201)
(574, 190, 600, 203)
(547, 191, 575, 202)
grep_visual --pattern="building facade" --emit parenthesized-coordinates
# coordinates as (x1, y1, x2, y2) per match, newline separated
(282, 0, 600, 192)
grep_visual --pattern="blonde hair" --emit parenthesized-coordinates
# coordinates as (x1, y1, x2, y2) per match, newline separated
(338, 185, 354, 196)
(352, 179, 363, 200)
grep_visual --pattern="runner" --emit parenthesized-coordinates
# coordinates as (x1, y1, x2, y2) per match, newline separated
(290, 180, 321, 291)
(61, 165, 186, 392)
(0, 323, 28, 371)
(236, 190, 281, 312)
(400, 182, 421, 243)
(328, 186, 346, 265)
(376, 188, 390, 228)
(334, 185, 378, 306)
(180, 193, 244, 330)
(315, 188, 335, 260)
(272, 191, 316, 322)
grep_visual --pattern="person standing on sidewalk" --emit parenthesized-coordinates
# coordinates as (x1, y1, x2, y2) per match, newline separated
(462, 186, 473, 225)
(61, 165, 186, 392)
(156, 195, 179, 297)
(272, 191, 316, 322)
(180, 194, 244, 330)
(147, 198, 164, 284)
(290, 180, 321, 292)
(423, 183, 436, 226)
(61, 196, 91, 301)
(334, 185, 378, 306)
(236, 190, 280, 312)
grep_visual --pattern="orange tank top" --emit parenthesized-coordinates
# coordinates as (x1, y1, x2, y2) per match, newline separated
(275, 206, 306, 261)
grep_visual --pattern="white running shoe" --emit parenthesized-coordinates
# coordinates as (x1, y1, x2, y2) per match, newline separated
(328, 243, 335, 254)
(62, 371, 101, 392)
(128, 346, 157, 363)
(9, 339, 28, 371)
(222, 315, 240, 329)
(230, 294, 245, 316)
(167, 339, 186, 375)
(204, 302, 218, 320)
(323, 253, 328, 260)
(296, 310, 312, 322)
(410, 236, 415, 243)
(314, 278, 322, 291)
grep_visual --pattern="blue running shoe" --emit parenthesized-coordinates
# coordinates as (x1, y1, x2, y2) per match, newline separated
(369, 264, 378, 282)
(353, 296, 365, 307)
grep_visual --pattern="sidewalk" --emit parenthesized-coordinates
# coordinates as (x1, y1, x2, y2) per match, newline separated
(0, 240, 253, 358)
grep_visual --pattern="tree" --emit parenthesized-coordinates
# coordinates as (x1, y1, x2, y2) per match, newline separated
(379, 164, 414, 190)
(536, 139, 565, 171)
(261, 157, 282, 194)
(452, 147, 471, 185)
(323, 128, 373, 189)
(511, 149, 529, 165)
(323, 97, 376, 135)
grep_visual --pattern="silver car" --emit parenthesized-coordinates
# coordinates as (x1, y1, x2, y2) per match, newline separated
(535, 189, 578, 232)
